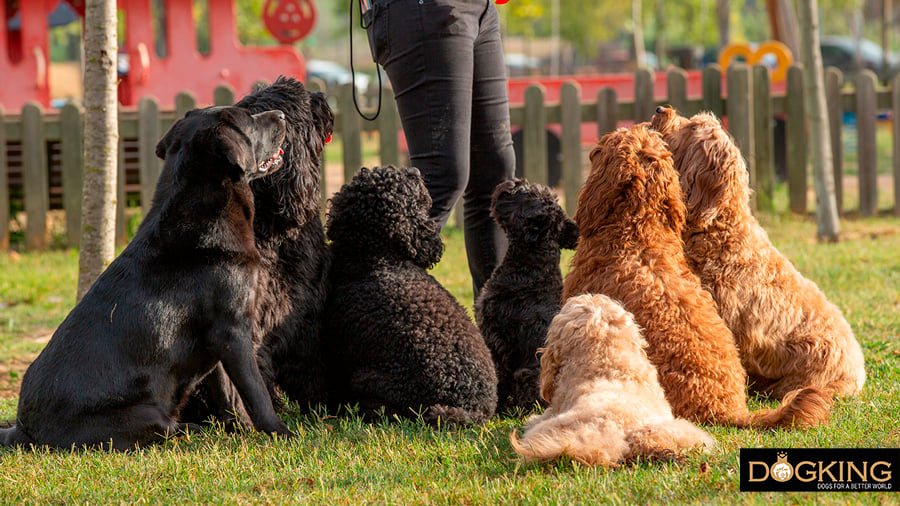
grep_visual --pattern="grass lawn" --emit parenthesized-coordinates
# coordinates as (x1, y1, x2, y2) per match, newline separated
(1, 199, 899, 503)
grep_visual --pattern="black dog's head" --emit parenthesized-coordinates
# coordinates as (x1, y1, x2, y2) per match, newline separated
(155, 105, 286, 182)
(326, 165, 444, 268)
(235, 77, 334, 226)
(491, 179, 579, 250)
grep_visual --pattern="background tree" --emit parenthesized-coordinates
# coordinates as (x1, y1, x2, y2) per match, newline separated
(797, 0, 841, 241)
(78, 0, 118, 300)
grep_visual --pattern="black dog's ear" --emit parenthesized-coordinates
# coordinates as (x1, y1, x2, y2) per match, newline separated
(559, 218, 580, 250)
(156, 124, 179, 160)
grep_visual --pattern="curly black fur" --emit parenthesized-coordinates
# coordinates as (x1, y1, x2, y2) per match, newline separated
(474, 179, 579, 413)
(323, 166, 498, 425)
(180, 77, 334, 424)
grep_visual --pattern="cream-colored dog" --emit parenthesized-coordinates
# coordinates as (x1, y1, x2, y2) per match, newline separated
(511, 294, 714, 466)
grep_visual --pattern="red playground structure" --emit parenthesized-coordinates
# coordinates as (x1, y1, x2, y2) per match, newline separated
(0, 0, 314, 109)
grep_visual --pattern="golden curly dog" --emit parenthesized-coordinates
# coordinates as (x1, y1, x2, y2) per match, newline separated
(650, 107, 866, 400)
(510, 294, 714, 466)
(563, 125, 831, 428)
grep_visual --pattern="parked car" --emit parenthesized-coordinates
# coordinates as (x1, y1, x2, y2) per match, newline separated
(305, 59, 371, 95)
(820, 36, 900, 82)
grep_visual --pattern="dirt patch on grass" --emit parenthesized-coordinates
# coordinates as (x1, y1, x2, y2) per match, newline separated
(0, 355, 36, 400)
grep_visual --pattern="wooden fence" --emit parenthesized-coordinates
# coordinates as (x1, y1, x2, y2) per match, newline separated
(1, 63, 898, 250)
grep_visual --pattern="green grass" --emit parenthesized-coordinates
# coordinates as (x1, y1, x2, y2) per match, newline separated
(1, 214, 899, 504)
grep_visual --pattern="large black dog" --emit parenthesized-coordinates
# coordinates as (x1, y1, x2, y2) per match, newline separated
(1, 106, 292, 449)
(474, 179, 579, 412)
(181, 77, 334, 425)
(323, 166, 497, 425)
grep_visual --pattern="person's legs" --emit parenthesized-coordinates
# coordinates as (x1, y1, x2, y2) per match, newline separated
(465, 2, 515, 295)
(369, 0, 483, 229)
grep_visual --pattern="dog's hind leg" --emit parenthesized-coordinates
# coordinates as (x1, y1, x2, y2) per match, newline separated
(624, 419, 715, 462)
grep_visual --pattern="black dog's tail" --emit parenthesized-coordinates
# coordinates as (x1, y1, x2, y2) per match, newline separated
(0, 424, 32, 447)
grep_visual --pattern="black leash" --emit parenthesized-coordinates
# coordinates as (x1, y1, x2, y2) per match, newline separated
(350, 0, 382, 121)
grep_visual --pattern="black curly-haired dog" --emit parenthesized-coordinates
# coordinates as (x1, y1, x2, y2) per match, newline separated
(474, 179, 579, 413)
(322, 165, 497, 425)
(181, 77, 334, 426)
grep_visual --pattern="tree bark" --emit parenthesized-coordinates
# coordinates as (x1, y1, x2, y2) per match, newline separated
(78, 0, 119, 300)
(633, 0, 645, 68)
(717, 0, 730, 46)
(797, 0, 840, 241)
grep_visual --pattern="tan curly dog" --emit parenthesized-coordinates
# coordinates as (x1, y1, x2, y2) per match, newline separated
(650, 107, 866, 400)
(563, 125, 831, 428)
(510, 294, 714, 466)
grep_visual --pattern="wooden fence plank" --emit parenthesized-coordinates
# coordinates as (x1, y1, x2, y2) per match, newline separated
(634, 67, 654, 122)
(753, 64, 774, 212)
(214, 84, 235, 106)
(726, 63, 755, 212)
(561, 82, 582, 215)
(786, 65, 807, 214)
(60, 102, 83, 247)
(378, 88, 399, 166)
(826, 67, 844, 213)
(596, 88, 618, 138)
(0, 105, 8, 250)
(894, 73, 900, 216)
(22, 102, 49, 250)
(856, 70, 878, 217)
(524, 84, 548, 185)
(116, 136, 127, 245)
(702, 65, 724, 117)
(338, 83, 363, 184)
(175, 91, 196, 119)
(666, 67, 688, 114)
(138, 96, 162, 210)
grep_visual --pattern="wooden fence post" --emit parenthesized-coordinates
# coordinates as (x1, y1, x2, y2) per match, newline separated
(22, 102, 49, 250)
(786, 65, 807, 214)
(524, 84, 548, 185)
(378, 88, 400, 167)
(214, 84, 235, 106)
(116, 136, 128, 245)
(726, 63, 755, 212)
(0, 105, 8, 250)
(893, 73, 900, 216)
(634, 67, 654, 122)
(60, 102, 84, 247)
(666, 67, 688, 114)
(753, 64, 774, 212)
(138, 96, 161, 211)
(561, 82, 582, 215)
(175, 91, 196, 119)
(338, 83, 363, 184)
(596, 88, 618, 138)
(702, 65, 724, 117)
(825, 67, 844, 213)
(856, 70, 878, 217)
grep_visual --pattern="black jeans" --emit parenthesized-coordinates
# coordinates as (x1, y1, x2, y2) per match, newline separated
(365, 0, 516, 297)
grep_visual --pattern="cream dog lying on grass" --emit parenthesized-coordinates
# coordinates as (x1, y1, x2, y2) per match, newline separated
(511, 294, 715, 466)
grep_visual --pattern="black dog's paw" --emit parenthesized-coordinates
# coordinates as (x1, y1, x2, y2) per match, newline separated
(269, 423, 295, 440)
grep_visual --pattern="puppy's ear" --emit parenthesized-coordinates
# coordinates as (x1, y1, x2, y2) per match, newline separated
(559, 218, 579, 250)
(538, 345, 560, 403)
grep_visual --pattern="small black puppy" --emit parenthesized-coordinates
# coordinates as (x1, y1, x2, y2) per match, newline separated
(1, 106, 292, 449)
(323, 166, 497, 425)
(474, 179, 579, 412)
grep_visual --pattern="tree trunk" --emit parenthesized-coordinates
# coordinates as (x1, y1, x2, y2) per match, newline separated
(797, 0, 840, 241)
(654, 0, 665, 67)
(717, 0, 730, 46)
(633, 0, 645, 68)
(78, 0, 119, 300)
